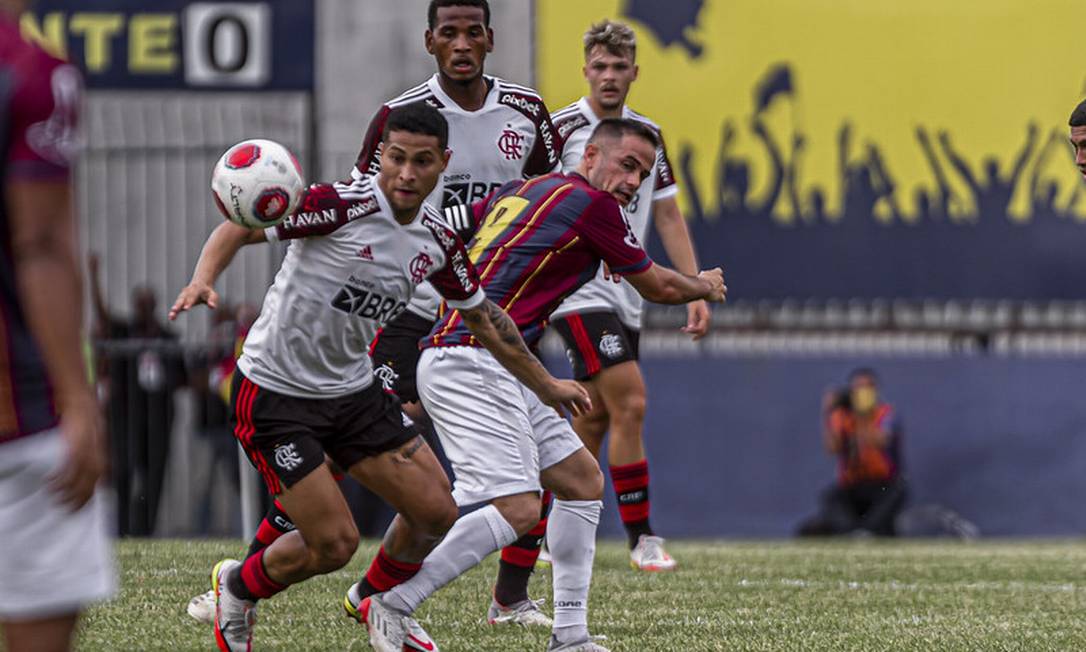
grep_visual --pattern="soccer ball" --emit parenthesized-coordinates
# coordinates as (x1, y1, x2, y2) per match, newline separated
(211, 139, 305, 229)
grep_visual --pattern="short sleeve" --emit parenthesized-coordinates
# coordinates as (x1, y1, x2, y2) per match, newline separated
(351, 105, 391, 180)
(6, 61, 82, 182)
(524, 107, 563, 176)
(573, 193, 652, 275)
(422, 216, 485, 310)
(272, 178, 379, 240)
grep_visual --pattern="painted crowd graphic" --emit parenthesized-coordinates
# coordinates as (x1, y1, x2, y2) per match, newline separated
(537, 0, 1086, 299)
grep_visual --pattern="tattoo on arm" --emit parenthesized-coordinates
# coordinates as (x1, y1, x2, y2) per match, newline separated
(462, 299, 549, 381)
(398, 436, 425, 461)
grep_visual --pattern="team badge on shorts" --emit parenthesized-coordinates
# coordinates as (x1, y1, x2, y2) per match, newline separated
(599, 332, 625, 359)
(374, 363, 398, 392)
(274, 443, 304, 471)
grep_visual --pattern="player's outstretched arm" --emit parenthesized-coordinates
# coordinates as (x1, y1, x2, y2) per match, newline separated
(625, 263, 726, 306)
(461, 299, 592, 417)
(169, 221, 266, 320)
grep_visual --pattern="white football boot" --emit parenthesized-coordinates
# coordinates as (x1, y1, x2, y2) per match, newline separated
(212, 559, 257, 652)
(629, 535, 677, 572)
(486, 596, 553, 627)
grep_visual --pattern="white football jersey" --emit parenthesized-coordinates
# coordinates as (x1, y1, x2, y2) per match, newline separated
(548, 97, 678, 329)
(352, 74, 561, 321)
(237, 175, 484, 399)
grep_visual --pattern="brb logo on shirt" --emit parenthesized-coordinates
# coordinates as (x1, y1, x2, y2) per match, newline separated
(409, 252, 434, 284)
(497, 127, 525, 160)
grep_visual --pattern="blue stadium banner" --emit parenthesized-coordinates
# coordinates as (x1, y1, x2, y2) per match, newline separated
(20, 1, 314, 90)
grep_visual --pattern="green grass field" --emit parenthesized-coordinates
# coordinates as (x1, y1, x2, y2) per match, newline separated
(77, 539, 1086, 651)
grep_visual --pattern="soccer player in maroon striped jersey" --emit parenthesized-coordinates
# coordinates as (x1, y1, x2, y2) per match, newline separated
(0, 2, 115, 649)
(547, 20, 709, 572)
(354, 118, 725, 652)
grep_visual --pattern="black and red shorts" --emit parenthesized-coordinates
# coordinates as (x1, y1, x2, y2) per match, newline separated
(550, 311, 640, 381)
(370, 310, 436, 403)
(230, 371, 416, 494)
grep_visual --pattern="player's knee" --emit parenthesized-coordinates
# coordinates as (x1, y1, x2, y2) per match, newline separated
(494, 494, 543, 536)
(579, 464, 605, 501)
(420, 499, 458, 538)
(310, 528, 359, 572)
(612, 391, 646, 426)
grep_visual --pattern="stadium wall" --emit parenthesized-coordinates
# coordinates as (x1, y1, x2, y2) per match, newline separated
(562, 349, 1086, 539)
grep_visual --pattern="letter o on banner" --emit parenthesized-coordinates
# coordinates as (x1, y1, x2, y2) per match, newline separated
(184, 3, 270, 86)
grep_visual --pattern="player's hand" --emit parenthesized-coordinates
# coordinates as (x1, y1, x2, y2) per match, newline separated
(698, 268, 727, 303)
(47, 393, 105, 511)
(682, 300, 712, 341)
(539, 378, 592, 418)
(602, 262, 622, 284)
(169, 282, 219, 320)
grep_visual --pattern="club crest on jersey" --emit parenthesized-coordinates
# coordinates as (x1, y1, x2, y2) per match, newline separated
(497, 127, 525, 160)
(274, 443, 303, 471)
(410, 252, 434, 284)
(599, 332, 625, 359)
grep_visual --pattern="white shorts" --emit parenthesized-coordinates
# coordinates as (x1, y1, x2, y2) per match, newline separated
(418, 346, 584, 506)
(0, 429, 116, 620)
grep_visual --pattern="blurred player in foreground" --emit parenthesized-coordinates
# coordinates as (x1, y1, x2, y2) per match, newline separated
(170, 104, 587, 652)
(354, 118, 726, 652)
(0, 2, 115, 650)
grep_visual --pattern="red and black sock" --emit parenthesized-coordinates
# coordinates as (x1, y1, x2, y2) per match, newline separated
(494, 491, 552, 607)
(357, 546, 423, 599)
(611, 460, 653, 549)
(246, 499, 295, 558)
(227, 548, 288, 602)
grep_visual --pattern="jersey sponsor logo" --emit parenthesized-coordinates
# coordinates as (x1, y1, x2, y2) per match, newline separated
(357, 245, 374, 261)
(331, 284, 408, 323)
(409, 252, 435, 284)
(423, 215, 457, 249)
(498, 91, 540, 117)
(253, 188, 291, 222)
(226, 143, 261, 169)
(347, 196, 379, 220)
(374, 363, 398, 391)
(26, 65, 82, 167)
(443, 181, 503, 207)
(599, 332, 625, 358)
(498, 127, 525, 160)
(537, 117, 559, 166)
(556, 113, 590, 140)
(274, 443, 304, 471)
(449, 251, 474, 292)
(281, 208, 337, 230)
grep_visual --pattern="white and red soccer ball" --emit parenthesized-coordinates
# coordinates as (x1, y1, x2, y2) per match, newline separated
(211, 139, 305, 229)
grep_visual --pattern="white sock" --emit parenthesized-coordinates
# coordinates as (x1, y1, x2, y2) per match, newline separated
(385, 504, 517, 614)
(547, 499, 602, 639)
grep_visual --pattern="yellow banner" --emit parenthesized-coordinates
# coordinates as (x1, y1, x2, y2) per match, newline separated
(536, 0, 1086, 224)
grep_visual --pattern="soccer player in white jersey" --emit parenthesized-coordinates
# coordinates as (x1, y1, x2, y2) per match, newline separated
(183, 0, 562, 627)
(169, 104, 589, 652)
(547, 20, 711, 571)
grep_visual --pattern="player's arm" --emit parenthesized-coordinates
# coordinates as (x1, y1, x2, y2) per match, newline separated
(652, 195, 711, 339)
(7, 63, 102, 509)
(460, 299, 590, 416)
(351, 105, 392, 180)
(170, 221, 265, 320)
(578, 194, 726, 306)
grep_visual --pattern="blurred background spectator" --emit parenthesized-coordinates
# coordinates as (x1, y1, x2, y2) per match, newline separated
(798, 368, 907, 537)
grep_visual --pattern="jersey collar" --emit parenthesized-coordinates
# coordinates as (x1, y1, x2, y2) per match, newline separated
(427, 73, 498, 114)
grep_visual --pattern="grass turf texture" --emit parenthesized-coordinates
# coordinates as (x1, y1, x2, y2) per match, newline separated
(79, 539, 1086, 651)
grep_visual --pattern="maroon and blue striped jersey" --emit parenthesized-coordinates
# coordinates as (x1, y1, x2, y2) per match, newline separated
(425, 172, 652, 349)
(0, 15, 82, 443)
